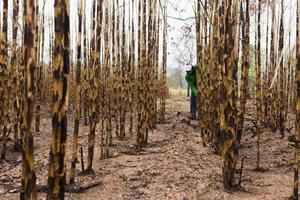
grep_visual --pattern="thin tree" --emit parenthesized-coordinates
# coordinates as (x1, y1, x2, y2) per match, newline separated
(269, 1, 277, 131)
(0, 0, 8, 160)
(196, 0, 204, 144)
(293, 0, 300, 198)
(119, 0, 127, 140)
(12, 0, 21, 150)
(129, 0, 136, 134)
(87, 0, 98, 172)
(237, 0, 250, 146)
(263, 0, 270, 126)
(160, 0, 168, 123)
(70, 0, 83, 184)
(47, 0, 70, 199)
(256, 0, 262, 169)
(219, 0, 239, 189)
(20, 0, 37, 199)
(137, 0, 147, 148)
(35, 0, 41, 133)
(278, 0, 285, 137)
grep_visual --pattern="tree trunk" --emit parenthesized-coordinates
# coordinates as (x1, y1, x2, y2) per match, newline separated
(21, 0, 37, 199)
(219, 0, 239, 189)
(293, 0, 300, 198)
(160, 0, 168, 123)
(237, 0, 250, 146)
(12, 0, 21, 150)
(0, 0, 9, 160)
(256, 0, 262, 169)
(47, 0, 70, 199)
(87, 0, 99, 173)
(70, 0, 83, 185)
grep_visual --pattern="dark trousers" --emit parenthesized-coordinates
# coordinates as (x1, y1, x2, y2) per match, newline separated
(190, 94, 197, 118)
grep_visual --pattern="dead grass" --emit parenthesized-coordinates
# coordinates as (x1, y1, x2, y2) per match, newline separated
(169, 88, 187, 97)
(165, 89, 189, 114)
(167, 88, 190, 113)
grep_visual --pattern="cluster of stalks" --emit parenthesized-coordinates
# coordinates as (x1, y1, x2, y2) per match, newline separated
(0, 0, 168, 199)
(195, 0, 299, 192)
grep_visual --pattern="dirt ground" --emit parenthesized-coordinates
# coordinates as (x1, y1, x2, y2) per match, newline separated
(0, 97, 296, 200)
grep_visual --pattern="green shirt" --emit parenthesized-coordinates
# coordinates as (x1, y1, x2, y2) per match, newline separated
(185, 65, 198, 96)
(185, 64, 206, 96)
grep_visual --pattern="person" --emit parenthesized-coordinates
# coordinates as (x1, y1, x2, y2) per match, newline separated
(183, 64, 198, 120)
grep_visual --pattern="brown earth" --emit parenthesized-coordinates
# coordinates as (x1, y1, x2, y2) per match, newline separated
(0, 97, 296, 200)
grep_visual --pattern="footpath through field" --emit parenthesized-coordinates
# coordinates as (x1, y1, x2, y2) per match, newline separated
(0, 98, 295, 200)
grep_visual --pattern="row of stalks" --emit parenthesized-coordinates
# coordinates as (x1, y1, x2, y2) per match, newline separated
(195, 0, 299, 194)
(0, 0, 168, 199)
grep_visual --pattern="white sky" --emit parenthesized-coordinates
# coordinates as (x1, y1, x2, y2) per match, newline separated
(167, 0, 297, 71)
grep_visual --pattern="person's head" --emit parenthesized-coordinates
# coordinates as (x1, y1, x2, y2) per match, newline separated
(188, 64, 195, 75)
(182, 64, 194, 74)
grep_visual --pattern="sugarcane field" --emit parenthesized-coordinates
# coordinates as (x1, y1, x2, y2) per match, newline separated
(0, 0, 299, 199)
